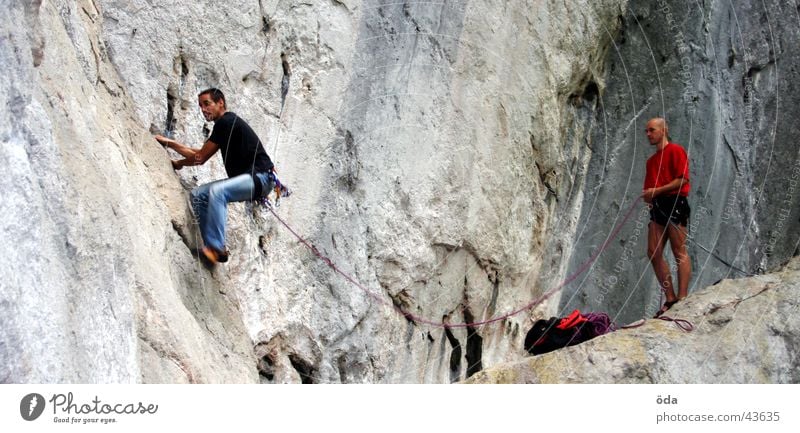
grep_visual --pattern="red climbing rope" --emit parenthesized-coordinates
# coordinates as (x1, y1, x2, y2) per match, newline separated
(267, 197, 644, 329)
(656, 315, 694, 332)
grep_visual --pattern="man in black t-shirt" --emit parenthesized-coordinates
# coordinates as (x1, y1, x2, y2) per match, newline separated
(155, 88, 288, 264)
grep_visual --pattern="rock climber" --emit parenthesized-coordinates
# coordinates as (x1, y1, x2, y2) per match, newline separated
(155, 88, 289, 264)
(640, 117, 691, 317)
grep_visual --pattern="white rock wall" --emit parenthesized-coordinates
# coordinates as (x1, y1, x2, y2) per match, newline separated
(1, 0, 257, 383)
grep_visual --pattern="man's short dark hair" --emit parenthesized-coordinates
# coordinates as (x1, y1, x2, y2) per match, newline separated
(199, 88, 226, 106)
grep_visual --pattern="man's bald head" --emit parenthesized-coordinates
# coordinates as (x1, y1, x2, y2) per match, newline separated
(645, 117, 669, 146)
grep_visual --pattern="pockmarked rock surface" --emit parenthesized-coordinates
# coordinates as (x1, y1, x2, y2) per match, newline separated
(467, 256, 800, 384)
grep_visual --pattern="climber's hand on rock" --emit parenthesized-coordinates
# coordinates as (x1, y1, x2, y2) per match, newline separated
(155, 135, 173, 148)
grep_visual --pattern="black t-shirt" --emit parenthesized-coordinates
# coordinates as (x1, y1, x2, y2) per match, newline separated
(208, 112, 273, 178)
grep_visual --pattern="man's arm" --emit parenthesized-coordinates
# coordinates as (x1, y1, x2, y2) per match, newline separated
(155, 135, 199, 159)
(172, 140, 219, 170)
(641, 177, 686, 202)
(156, 135, 219, 170)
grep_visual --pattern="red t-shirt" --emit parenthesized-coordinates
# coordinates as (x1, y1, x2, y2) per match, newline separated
(644, 142, 690, 196)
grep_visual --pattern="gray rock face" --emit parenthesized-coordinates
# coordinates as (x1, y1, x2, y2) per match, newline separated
(560, 0, 800, 325)
(467, 256, 800, 384)
(1, 0, 256, 383)
(2, 0, 797, 383)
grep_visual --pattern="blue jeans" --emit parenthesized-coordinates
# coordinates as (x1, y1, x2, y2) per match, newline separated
(190, 173, 272, 251)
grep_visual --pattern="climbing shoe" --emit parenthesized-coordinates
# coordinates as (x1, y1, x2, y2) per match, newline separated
(273, 180, 292, 207)
(201, 246, 229, 264)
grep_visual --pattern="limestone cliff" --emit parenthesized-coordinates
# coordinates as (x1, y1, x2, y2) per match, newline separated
(1, 0, 257, 383)
(1, 0, 797, 384)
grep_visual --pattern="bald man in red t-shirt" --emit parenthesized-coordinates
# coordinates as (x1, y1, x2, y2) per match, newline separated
(641, 118, 691, 317)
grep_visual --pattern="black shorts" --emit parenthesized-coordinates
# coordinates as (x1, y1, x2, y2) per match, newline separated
(650, 195, 690, 227)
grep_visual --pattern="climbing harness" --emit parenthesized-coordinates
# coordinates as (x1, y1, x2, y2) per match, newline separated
(256, 170, 292, 210)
